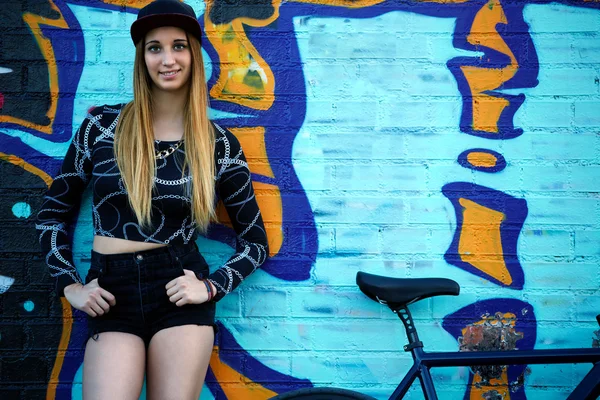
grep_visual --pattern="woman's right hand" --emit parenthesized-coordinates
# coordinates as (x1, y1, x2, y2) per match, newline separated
(64, 279, 116, 317)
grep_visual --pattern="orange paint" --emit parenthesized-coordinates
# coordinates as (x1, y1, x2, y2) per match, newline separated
(457, 198, 512, 285)
(46, 298, 73, 400)
(217, 181, 283, 257)
(466, 151, 498, 168)
(461, 0, 518, 133)
(0, 153, 53, 188)
(204, 0, 277, 110)
(2, 2, 69, 134)
(101, 0, 154, 6)
(209, 346, 277, 399)
(229, 127, 275, 178)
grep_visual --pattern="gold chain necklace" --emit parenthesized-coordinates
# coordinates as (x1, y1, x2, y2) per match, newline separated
(155, 139, 183, 160)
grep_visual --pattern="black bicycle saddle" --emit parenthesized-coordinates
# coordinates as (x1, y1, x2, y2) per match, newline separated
(356, 271, 460, 307)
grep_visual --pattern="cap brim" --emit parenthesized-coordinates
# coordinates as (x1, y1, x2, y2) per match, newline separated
(131, 13, 202, 45)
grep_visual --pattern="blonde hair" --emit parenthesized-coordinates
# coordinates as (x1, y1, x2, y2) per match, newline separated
(114, 34, 215, 233)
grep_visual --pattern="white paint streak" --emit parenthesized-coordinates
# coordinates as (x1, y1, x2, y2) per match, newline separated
(0, 275, 15, 294)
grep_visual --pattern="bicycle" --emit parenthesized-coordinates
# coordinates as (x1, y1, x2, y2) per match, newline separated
(270, 272, 600, 400)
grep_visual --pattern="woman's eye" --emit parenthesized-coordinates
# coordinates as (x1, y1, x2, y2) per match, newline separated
(174, 44, 187, 51)
(148, 46, 160, 53)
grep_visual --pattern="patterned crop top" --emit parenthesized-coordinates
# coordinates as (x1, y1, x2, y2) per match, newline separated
(35, 104, 269, 301)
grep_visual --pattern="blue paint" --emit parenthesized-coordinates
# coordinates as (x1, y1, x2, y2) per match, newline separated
(12, 202, 32, 218)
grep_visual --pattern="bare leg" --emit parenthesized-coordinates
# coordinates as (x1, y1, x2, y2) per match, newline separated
(146, 325, 214, 400)
(82, 332, 146, 400)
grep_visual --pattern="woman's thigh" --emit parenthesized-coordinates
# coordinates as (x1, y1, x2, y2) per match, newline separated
(83, 332, 146, 400)
(146, 325, 214, 400)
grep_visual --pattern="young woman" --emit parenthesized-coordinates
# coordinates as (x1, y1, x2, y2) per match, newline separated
(35, 1, 269, 398)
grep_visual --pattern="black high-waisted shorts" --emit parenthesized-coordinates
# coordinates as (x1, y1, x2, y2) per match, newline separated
(85, 241, 216, 347)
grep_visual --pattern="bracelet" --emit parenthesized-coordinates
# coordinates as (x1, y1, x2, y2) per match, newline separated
(201, 279, 213, 301)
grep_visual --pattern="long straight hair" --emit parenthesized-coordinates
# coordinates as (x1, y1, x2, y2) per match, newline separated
(114, 34, 215, 233)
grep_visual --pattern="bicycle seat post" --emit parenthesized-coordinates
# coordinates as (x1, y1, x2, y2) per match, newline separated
(392, 304, 423, 353)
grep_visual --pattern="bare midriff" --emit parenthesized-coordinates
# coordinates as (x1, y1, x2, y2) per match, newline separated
(93, 235, 168, 255)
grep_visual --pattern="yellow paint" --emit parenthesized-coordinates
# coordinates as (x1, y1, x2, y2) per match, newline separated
(205, 0, 277, 110)
(101, 0, 153, 6)
(458, 198, 512, 285)
(46, 298, 73, 400)
(209, 346, 277, 399)
(466, 151, 498, 168)
(463, 313, 518, 400)
(461, 0, 518, 133)
(217, 181, 283, 257)
(229, 127, 275, 178)
(0, 153, 53, 188)
(1, 2, 69, 134)
(291, 0, 385, 7)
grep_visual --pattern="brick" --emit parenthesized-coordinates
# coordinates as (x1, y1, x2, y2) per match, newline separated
(525, 293, 573, 322)
(503, 133, 597, 160)
(574, 230, 600, 256)
(223, 322, 309, 351)
(523, 3, 600, 33)
(314, 258, 410, 286)
(381, 227, 429, 254)
(218, 292, 241, 318)
(529, 35, 576, 64)
(382, 101, 461, 129)
(574, 294, 600, 322)
(531, 69, 597, 96)
(380, 165, 427, 191)
(519, 229, 571, 256)
(520, 165, 570, 191)
(571, 166, 600, 192)
(408, 197, 453, 224)
(575, 102, 600, 127)
(527, 364, 575, 388)
(77, 65, 121, 93)
(293, 162, 334, 191)
(526, 263, 598, 290)
(335, 226, 379, 254)
(573, 37, 600, 64)
(243, 289, 287, 317)
(524, 100, 573, 128)
(100, 36, 135, 62)
(312, 195, 404, 224)
(291, 354, 336, 383)
(526, 197, 597, 226)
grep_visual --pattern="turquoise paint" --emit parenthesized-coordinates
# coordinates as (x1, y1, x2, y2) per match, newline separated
(23, 301, 35, 312)
(12, 202, 31, 218)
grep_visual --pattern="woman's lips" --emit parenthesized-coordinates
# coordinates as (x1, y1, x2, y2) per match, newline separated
(159, 70, 180, 79)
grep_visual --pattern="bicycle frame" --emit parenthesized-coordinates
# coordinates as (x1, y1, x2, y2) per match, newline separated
(390, 306, 600, 400)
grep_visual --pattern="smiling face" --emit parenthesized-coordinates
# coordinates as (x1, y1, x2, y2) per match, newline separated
(144, 26, 192, 93)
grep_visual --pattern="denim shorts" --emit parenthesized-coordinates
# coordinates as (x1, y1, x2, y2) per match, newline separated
(85, 241, 216, 347)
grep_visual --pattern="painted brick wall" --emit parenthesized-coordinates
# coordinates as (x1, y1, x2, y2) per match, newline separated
(1, 1, 599, 399)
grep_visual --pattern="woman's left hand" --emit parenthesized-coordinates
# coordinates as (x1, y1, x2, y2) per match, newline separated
(166, 269, 209, 306)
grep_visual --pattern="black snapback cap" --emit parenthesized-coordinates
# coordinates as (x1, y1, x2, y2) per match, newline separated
(130, 0, 202, 45)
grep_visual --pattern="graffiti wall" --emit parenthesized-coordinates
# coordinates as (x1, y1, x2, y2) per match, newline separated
(1, 0, 599, 398)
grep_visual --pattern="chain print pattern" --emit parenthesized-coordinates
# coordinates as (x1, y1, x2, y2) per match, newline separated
(36, 104, 269, 299)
